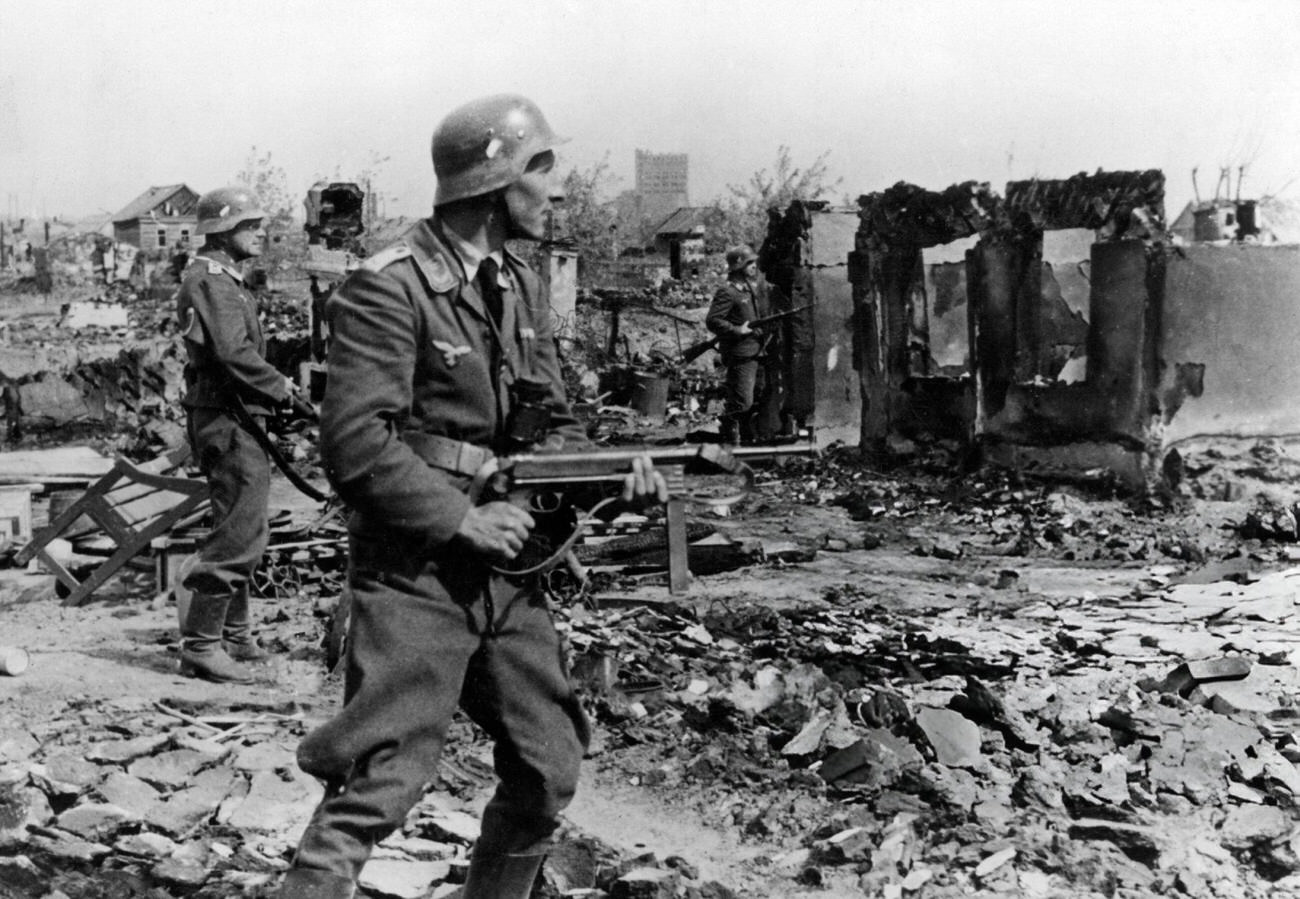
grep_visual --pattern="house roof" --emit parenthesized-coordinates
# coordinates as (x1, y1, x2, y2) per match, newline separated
(1169, 201, 1198, 234)
(653, 206, 710, 236)
(111, 184, 197, 224)
(1169, 199, 1235, 234)
(1169, 197, 1300, 243)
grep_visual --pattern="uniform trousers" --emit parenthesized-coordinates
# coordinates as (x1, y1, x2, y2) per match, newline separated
(288, 552, 590, 881)
(722, 354, 782, 438)
(721, 356, 760, 426)
(182, 407, 270, 596)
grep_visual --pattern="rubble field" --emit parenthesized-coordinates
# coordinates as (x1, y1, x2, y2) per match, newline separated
(5, 287, 1300, 899)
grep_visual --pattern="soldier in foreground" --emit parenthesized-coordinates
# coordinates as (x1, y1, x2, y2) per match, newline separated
(175, 187, 299, 683)
(277, 95, 666, 899)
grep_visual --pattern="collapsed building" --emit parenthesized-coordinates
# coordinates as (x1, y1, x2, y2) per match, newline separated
(762, 170, 1300, 489)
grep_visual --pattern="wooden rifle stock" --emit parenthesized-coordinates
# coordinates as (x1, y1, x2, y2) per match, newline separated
(679, 303, 812, 365)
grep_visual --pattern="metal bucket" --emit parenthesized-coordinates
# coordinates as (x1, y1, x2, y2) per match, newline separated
(630, 372, 670, 421)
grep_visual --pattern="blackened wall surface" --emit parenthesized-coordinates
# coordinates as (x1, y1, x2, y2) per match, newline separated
(1161, 244, 1300, 443)
(807, 210, 860, 446)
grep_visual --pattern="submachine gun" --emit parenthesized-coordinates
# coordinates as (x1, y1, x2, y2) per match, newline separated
(470, 441, 817, 593)
(679, 303, 812, 365)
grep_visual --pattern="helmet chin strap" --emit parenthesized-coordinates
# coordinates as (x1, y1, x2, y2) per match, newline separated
(496, 190, 530, 243)
(207, 231, 254, 264)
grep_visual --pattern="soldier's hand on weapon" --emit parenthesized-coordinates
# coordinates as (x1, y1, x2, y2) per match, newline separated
(735, 322, 754, 336)
(282, 379, 317, 420)
(620, 455, 669, 509)
(457, 502, 536, 560)
(290, 395, 317, 420)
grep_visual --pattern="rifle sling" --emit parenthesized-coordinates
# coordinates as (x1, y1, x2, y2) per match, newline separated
(184, 304, 328, 502)
(229, 394, 329, 502)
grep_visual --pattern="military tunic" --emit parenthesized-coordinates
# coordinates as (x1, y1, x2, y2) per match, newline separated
(706, 276, 781, 439)
(288, 219, 589, 883)
(175, 250, 287, 596)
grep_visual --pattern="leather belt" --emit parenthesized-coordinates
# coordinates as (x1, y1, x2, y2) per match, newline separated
(402, 431, 494, 477)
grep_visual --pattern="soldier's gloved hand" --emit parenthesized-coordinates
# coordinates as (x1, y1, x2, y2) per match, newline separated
(620, 455, 669, 510)
(457, 502, 536, 560)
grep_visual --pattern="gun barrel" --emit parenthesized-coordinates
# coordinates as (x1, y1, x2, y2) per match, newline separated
(506, 444, 737, 482)
(503, 441, 815, 486)
(729, 442, 818, 461)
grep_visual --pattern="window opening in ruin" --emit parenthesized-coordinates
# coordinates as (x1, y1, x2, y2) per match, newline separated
(1040, 229, 1092, 384)
(920, 234, 977, 376)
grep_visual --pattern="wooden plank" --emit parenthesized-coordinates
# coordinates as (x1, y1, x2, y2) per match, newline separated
(112, 489, 191, 528)
(14, 470, 126, 564)
(83, 494, 135, 545)
(64, 492, 207, 606)
(666, 497, 692, 594)
(0, 447, 115, 480)
(102, 481, 162, 506)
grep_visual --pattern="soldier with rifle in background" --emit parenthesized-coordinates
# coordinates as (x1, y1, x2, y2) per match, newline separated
(175, 186, 312, 685)
(706, 244, 785, 444)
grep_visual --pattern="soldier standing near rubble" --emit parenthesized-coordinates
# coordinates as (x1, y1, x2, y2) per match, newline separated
(1, 376, 22, 443)
(707, 244, 779, 444)
(276, 95, 666, 899)
(175, 186, 302, 684)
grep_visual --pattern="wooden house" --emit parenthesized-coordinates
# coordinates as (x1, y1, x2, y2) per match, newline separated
(111, 185, 200, 250)
(651, 207, 710, 279)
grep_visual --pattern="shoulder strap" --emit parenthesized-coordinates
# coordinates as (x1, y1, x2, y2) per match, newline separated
(360, 243, 413, 273)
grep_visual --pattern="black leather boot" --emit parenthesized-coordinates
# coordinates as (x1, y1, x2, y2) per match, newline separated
(180, 592, 253, 684)
(277, 867, 355, 899)
(223, 584, 269, 662)
(719, 417, 740, 445)
(777, 412, 798, 439)
(737, 414, 757, 447)
(459, 851, 545, 899)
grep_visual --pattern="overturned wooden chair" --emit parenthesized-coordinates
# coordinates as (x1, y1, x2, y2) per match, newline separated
(16, 446, 209, 606)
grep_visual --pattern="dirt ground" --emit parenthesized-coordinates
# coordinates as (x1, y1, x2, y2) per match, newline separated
(5, 286, 1300, 898)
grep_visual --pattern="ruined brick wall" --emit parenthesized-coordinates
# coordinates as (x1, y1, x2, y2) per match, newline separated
(851, 182, 996, 448)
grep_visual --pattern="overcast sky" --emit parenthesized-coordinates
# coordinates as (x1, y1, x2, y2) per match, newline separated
(1, 0, 1297, 226)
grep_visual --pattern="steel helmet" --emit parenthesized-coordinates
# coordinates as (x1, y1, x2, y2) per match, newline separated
(432, 94, 567, 207)
(194, 186, 266, 235)
(726, 245, 758, 274)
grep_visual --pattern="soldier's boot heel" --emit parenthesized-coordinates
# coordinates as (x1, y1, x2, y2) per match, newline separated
(277, 867, 355, 899)
(223, 584, 270, 662)
(458, 851, 546, 899)
(180, 591, 254, 685)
